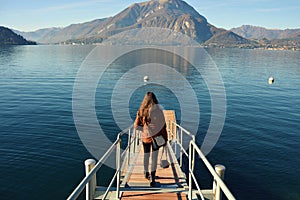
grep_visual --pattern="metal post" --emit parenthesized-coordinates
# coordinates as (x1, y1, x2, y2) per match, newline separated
(188, 142, 193, 200)
(127, 128, 131, 165)
(133, 130, 137, 153)
(116, 138, 121, 199)
(175, 124, 178, 155)
(168, 120, 171, 139)
(84, 159, 96, 200)
(213, 164, 226, 200)
(191, 141, 195, 181)
(192, 139, 195, 172)
(180, 128, 183, 167)
(134, 129, 138, 154)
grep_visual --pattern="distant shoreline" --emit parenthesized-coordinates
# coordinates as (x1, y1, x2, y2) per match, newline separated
(20, 42, 299, 51)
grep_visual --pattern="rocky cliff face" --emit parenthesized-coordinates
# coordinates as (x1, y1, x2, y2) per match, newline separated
(99, 0, 213, 42)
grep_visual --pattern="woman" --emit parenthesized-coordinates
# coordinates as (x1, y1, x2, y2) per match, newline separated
(134, 92, 168, 187)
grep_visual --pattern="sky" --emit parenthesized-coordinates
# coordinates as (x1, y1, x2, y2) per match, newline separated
(1, 0, 300, 32)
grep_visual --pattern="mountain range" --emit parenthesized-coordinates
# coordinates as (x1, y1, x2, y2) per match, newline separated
(10, 0, 299, 49)
(231, 25, 300, 40)
(13, 0, 251, 47)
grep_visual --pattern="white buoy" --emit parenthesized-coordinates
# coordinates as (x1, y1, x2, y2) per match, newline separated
(144, 76, 149, 82)
(268, 77, 274, 84)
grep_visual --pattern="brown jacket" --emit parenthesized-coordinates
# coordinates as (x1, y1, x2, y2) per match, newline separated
(134, 105, 168, 144)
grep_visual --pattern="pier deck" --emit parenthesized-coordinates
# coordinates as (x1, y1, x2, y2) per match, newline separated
(120, 143, 188, 199)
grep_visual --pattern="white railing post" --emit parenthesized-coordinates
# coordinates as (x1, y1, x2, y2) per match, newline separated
(180, 128, 183, 167)
(127, 128, 131, 165)
(175, 124, 178, 155)
(168, 120, 170, 139)
(133, 130, 137, 153)
(85, 159, 96, 200)
(213, 164, 226, 200)
(188, 142, 193, 200)
(192, 136, 195, 172)
(116, 138, 121, 199)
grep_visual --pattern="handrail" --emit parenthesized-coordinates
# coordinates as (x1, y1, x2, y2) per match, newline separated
(168, 120, 235, 200)
(168, 120, 195, 168)
(69, 119, 235, 200)
(67, 125, 139, 200)
(170, 121, 195, 140)
(189, 140, 236, 200)
(67, 137, 119, 200)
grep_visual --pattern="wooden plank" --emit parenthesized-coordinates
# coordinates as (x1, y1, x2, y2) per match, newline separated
(121, 192, 187, 200)
(121, 141, 188, 200)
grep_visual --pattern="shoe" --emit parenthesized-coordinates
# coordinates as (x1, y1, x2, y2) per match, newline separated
(144, 172, 150, 179)
(150, 181, 156, 187)
(150, 171, 156, 187)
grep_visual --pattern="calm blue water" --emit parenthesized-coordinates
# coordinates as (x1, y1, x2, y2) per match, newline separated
(0, 45, 299, 200)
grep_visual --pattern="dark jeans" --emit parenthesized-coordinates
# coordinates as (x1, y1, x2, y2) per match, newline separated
(142, 142, 159, 173)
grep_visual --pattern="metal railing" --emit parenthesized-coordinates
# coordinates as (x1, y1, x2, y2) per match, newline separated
(168, 120, 236, 200)
(68, 120, 235, 200)
(168, 121, 195, 168)
(67, 125, 140, 200)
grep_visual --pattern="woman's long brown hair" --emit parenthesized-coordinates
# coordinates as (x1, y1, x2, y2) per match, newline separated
(137, 92, 159, 125)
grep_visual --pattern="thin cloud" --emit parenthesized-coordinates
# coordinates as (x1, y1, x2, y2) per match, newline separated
(195, 0, 275, 11)
(29, 0, 112, 13)
(256, 8, 281, 12)
(256, 5, 300, 13)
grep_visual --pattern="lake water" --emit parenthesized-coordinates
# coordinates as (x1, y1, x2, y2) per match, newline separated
(0, 45, 299, 200)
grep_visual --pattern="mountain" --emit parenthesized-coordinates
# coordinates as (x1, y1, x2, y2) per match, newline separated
(231, 25, 300, 39)
(13, 19, 107, 44)
(0, 26, 36, 45)
(205, 28, 252, 47)
(13, 27, 62, 43)
(15, 0, 249, 47)
(95, 0, 214, 43)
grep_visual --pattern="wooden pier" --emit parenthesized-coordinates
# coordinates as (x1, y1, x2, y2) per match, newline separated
(67, 110, 235, 200)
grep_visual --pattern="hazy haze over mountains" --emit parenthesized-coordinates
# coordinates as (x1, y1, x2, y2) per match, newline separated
(231, 25, 300, 40)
